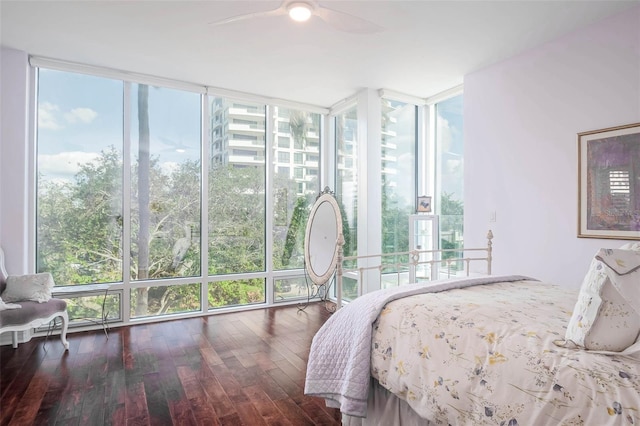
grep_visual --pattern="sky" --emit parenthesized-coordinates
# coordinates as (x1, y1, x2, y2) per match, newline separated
(37, 68, 200, 182)
(36, 68, 464, 201)
(436, 94, 464, 202)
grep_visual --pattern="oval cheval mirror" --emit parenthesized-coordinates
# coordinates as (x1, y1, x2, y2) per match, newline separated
(301, 187, 344, 311)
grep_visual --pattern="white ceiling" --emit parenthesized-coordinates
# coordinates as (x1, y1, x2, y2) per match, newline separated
(1, 0, 638, 108)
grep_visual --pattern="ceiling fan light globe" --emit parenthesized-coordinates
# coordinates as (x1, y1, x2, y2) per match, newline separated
(288, 3, 312, 22)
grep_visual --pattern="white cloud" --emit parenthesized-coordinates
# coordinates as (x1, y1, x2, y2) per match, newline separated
(38, 151, 100, 178)
(160, 161, 180, 176)
(38, 102, 64, 130)
(64, 107, 98, 124)
(38, 104, 98, 130)
(437, 116, 453, 150)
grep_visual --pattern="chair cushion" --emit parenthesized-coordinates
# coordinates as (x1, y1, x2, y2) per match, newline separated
(0, 299, 67, 327)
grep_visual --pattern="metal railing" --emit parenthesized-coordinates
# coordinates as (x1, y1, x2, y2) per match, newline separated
(335, 230, 493, 309)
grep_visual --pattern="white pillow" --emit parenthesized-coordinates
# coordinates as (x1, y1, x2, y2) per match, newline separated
(564, 250, 640, 352)
(596, 248, 640, 316)
(619, 241, 640, 251)
(1, 272, 55, 303)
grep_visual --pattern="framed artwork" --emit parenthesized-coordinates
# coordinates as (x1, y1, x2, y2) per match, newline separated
(578, 122, 640, 240)
(417, 195, 432, 213)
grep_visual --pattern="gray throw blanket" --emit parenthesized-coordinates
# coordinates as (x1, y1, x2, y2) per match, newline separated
(304, 275, 535, 417)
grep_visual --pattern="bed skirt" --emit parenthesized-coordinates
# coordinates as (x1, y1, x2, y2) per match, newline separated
(342, 379, 427, 426)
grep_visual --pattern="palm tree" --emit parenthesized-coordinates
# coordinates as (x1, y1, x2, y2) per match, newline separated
(136, 84, 150, 316)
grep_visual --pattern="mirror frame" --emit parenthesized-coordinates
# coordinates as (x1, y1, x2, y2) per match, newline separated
(304, 191, 343, 286)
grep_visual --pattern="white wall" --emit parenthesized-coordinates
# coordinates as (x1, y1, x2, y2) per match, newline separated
(464, 6, 640, 287)
(0, 47, 31, 275)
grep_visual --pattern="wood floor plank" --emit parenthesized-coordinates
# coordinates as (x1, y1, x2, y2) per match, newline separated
(218, 413, 243, 426)
(242, 384, 293, 425)
(142, 371, 173, 426)
(186, 396, 220, 426)
(168, 398, 197, 425)
(299, 398, 342, 425)
(196, 364, 236, 419)
(125, 381, 149, 421)
(7, 366, 51, 425)
(33, 387, 63, 425)
(267, 366, 304, 402)
(103, 402, 126, 426)
(0, 302, 340, 425)
(273, 398, 315, 426)
(78, 382, 106, 425)
(235, 401, 268, 426)
(209, 364, 250, 406)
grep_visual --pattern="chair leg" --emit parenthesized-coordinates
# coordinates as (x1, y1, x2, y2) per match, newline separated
(12, 331, 18, 348)
(59, 310, 69, 351)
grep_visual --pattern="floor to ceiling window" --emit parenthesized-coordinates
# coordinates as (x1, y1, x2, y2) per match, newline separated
(379, 98, 417, 286)
(271, 107, 321, 301)
(434, 93, 464, 270)
(36, 69, 124, 322)
(380, 99, 417, 255)
(208, 97, 266, 308)
(34, 65, 324, 326)
(334, 105, 358, 299)
(129, 84, 202, 318)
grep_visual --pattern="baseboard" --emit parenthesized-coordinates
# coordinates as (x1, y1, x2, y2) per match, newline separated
(0, 329, 33, 347)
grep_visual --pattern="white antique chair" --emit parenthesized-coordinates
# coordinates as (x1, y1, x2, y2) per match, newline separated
(0, 248, 69, 350)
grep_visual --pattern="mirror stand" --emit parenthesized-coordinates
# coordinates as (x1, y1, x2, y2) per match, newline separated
(297, 246, 342, 313)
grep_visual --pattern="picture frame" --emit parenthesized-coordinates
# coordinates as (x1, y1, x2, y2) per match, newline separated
(578, 122, 640, 240)
(417, 195, 432, 213)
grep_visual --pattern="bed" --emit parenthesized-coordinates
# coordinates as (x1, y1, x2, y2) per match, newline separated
(304, 246, 640, 425)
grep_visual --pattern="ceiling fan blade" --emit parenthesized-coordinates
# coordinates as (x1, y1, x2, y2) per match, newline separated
(314, 5, 383, 34)
(209, 6, 286, 27)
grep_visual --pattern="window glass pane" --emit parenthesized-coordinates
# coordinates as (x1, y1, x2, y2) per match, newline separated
(64, 292, 120, 324)
(278, 121, 290, 133)
(130, 283, 201, 318)
(436, 94, 464, 264)
(274, 277, 310, 301)
(278, 136, 290, 148)
(129, 84, 201, 317)
(278, 166, 290, 175)
(272, 107, 320, 271)
(381, 100, 416, 258)
(277, 151, 290, 163)
(209, 98, 266, 278)
(342, 276, 358, 300)
(130, 84, 202, 280)
(208, 279, 265, 309)
(36, 69, 123, 285)
(336, 107, 358, 259)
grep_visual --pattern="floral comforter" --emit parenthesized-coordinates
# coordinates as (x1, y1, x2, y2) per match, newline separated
(371, 280, 640, 425)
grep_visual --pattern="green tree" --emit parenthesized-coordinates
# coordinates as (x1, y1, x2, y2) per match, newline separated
(209, 164, 265, 275)
(37, 147, 123, 285)
(440, 191, 464, 261)
(281, 196, 309, 268)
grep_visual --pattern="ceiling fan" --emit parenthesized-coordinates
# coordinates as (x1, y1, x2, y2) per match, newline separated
(209, 1, 384, 34)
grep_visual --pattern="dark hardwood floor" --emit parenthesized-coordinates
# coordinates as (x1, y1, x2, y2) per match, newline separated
(0, 302, 342, 425)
